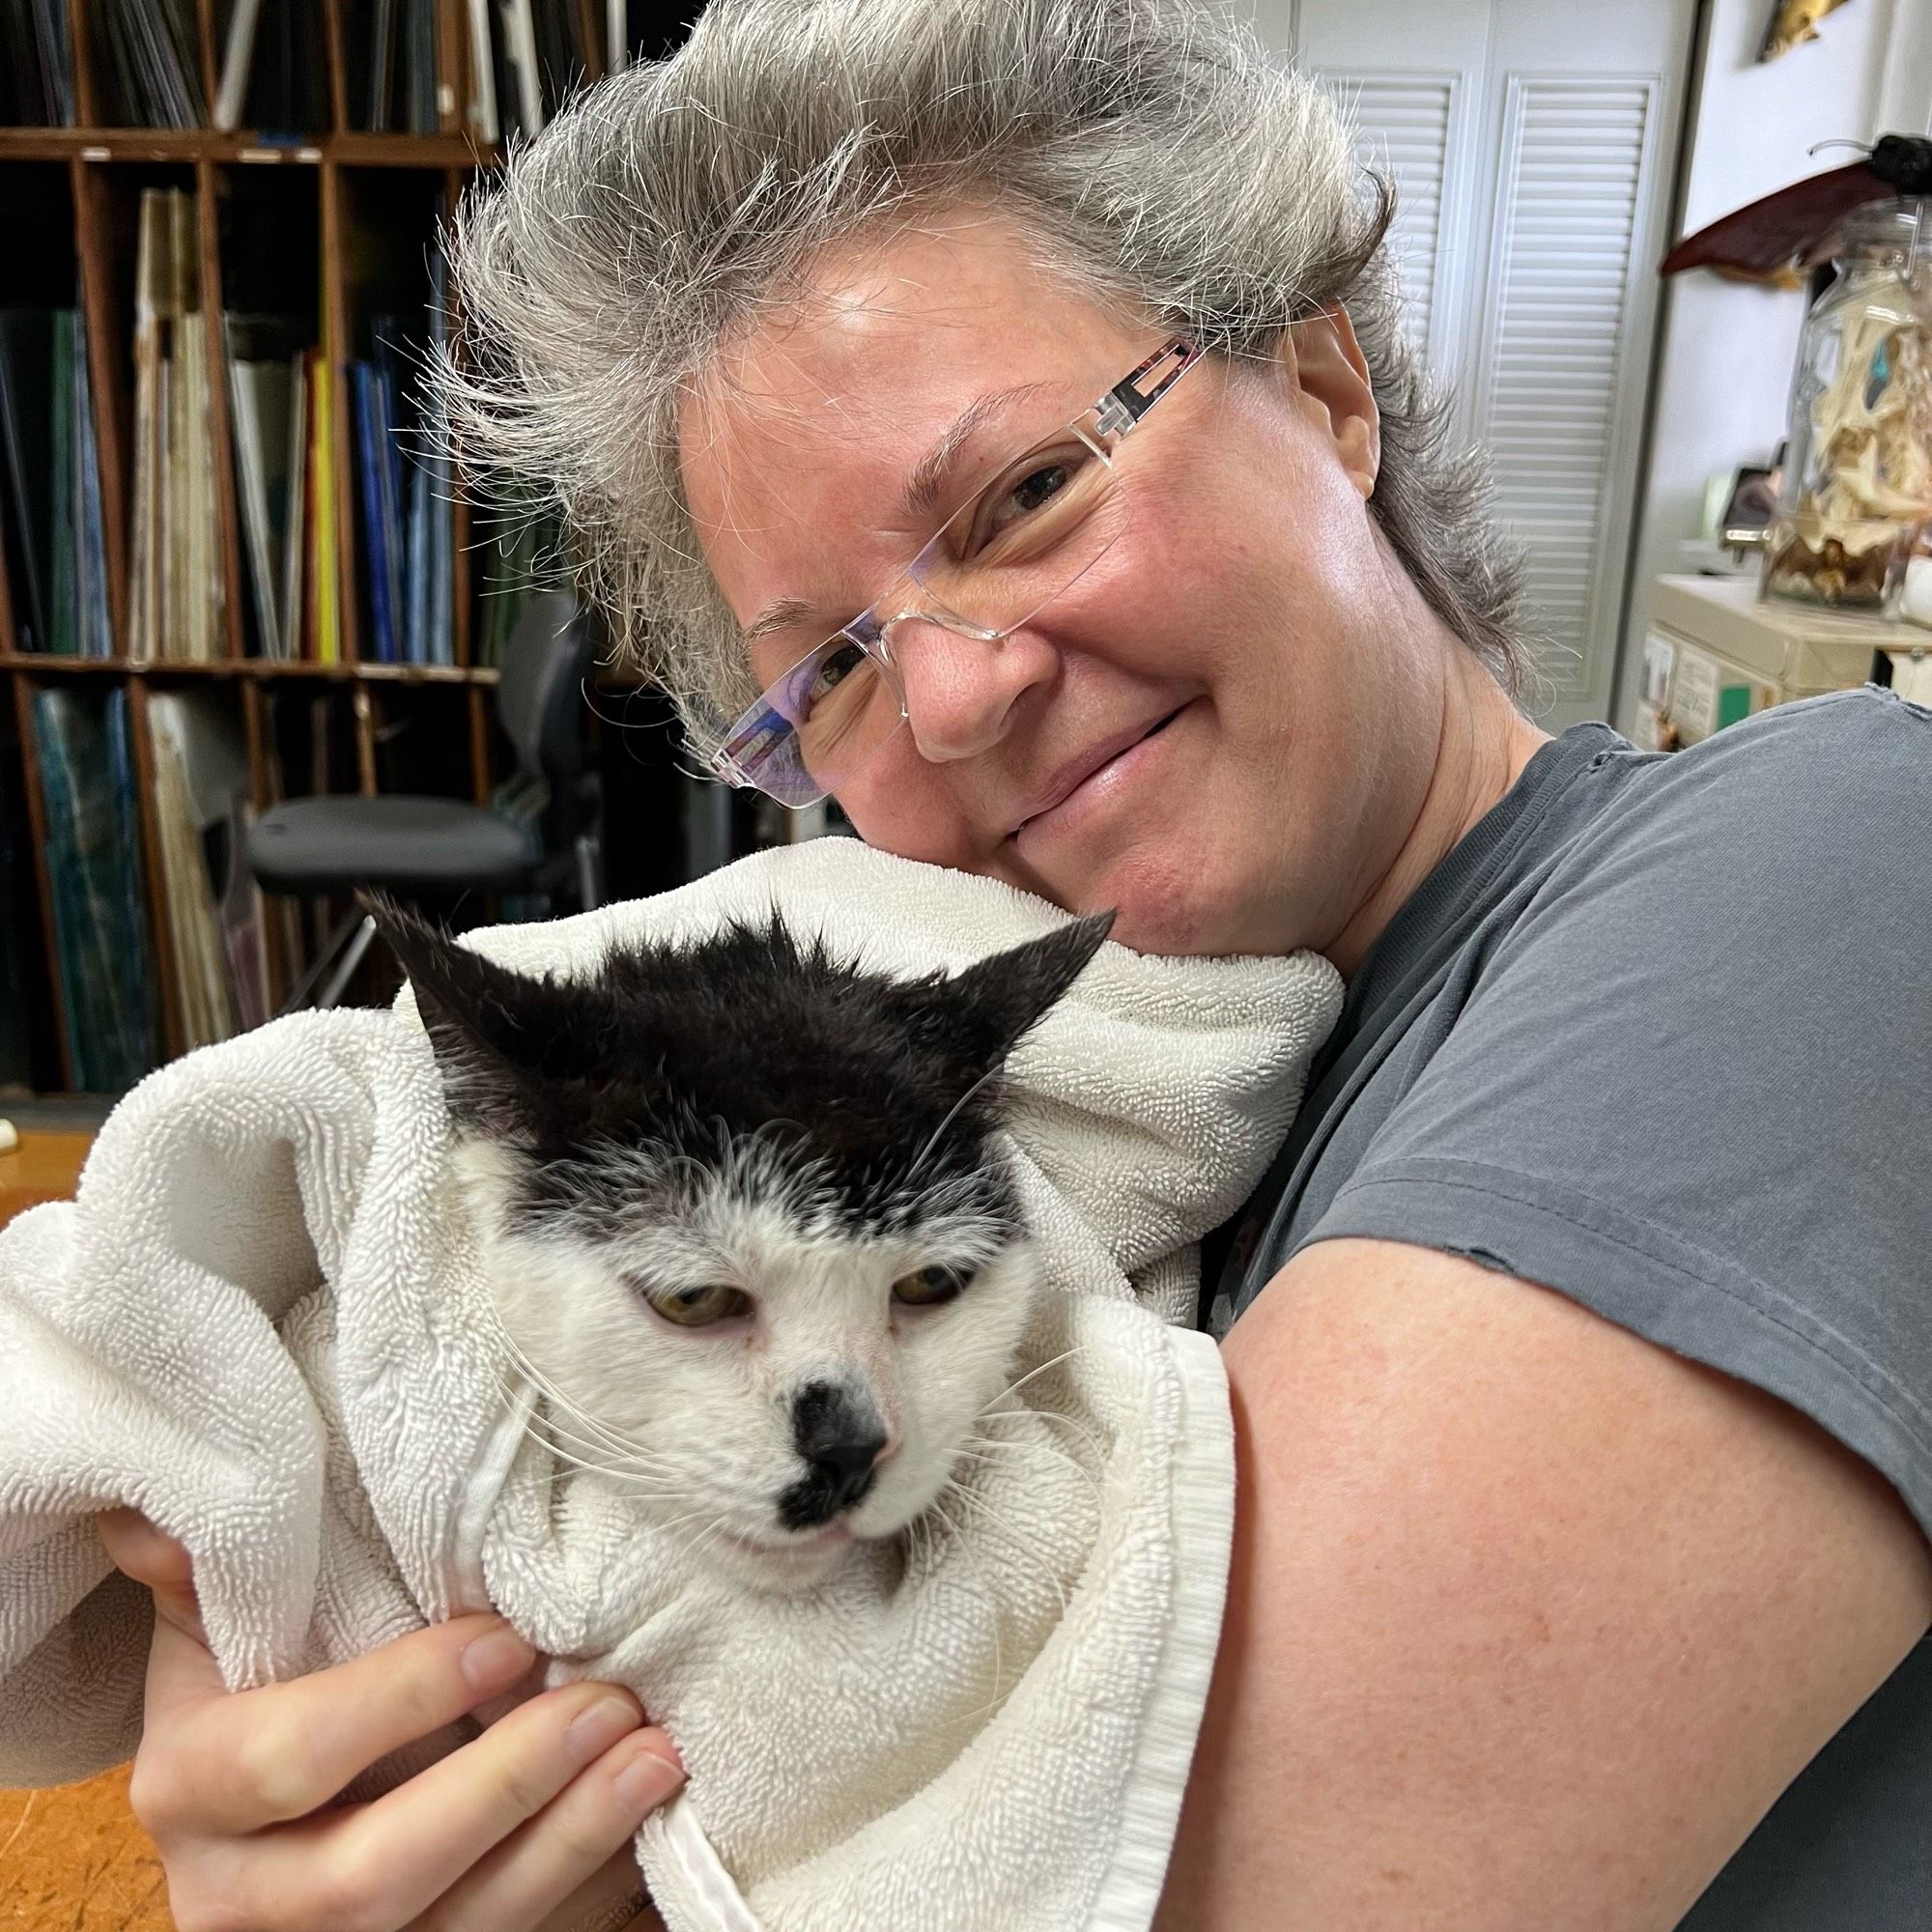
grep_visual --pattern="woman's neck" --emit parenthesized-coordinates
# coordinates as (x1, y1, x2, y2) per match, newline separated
(1323, 654, 1549, 980)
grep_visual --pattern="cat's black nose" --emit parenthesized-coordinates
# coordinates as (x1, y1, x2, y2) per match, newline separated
(782, 1380, 890, 1524)
(809, 1433, 886, 1510)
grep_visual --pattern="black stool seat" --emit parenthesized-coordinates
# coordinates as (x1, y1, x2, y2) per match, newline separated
(245, 592, 603, 1013)
(248, 794, 538, 895)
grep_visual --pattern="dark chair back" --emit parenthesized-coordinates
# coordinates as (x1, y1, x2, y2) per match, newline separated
(497, 590, 600, 787)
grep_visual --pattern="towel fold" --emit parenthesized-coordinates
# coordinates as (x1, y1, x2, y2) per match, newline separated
(0, 838, 1340, 1930)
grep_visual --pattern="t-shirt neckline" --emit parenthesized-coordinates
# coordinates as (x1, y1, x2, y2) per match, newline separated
(1343, 720, 1625, 1010)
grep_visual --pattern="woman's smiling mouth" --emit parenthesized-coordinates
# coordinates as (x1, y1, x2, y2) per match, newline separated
(1009, 705, 1190, 851)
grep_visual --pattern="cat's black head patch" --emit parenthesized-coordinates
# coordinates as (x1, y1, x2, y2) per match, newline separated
(364, 892, 1112, 1236)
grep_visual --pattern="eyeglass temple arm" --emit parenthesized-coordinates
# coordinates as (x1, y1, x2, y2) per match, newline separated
(1092, 337, 1199, 437)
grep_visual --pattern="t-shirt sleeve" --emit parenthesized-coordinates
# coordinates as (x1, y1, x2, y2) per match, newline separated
(1300, 688, 1932, 1536)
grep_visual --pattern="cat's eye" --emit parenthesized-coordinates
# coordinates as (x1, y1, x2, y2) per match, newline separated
(647, 1283, 753, 1327)
(893, 1264, 971, 1307)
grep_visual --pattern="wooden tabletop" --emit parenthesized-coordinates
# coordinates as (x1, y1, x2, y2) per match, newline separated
(0, 1129, 92, 1227)
(0, 1128, 90, 1221)
(0, 1766, 171, 1930)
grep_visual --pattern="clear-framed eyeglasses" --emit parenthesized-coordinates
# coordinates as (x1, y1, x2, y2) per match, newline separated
(708, 336, 1203, 808)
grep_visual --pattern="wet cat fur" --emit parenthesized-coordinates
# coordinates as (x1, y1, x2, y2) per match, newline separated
(367, 894, 1112, 1593)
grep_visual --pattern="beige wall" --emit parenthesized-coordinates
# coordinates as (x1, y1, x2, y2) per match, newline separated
(1612, 0, 1932, 732)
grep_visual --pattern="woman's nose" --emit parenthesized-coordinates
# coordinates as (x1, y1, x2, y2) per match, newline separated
(889, 614, 1058, 764)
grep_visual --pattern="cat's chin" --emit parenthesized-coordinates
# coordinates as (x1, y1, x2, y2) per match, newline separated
(713, 1520, 861, 1595)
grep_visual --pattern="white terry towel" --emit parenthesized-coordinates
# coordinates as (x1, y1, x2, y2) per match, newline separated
(0, 838, 1340, 1932)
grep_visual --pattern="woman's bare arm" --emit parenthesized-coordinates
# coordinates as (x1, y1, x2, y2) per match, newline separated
(1159, 1236, 1932, 1930)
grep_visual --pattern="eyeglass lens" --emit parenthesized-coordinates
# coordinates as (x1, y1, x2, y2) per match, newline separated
(747, 428, 1130, 803)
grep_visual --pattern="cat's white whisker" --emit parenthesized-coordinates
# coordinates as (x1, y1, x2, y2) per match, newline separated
(939, 1474, 1071, 1623)
(923, 1493, 969, 1551)
(491, 1343, 678, 1468)
(525, 1434, 691, 1495)
(497, 1371, 683, 1476)
(980, 1400, 1107, 1449)
(520, 1401, 682, 1474)
(952, 1434, 1107, 1513)
(976, 1344, 1093, 1415)
(974, 1403, 1110, 1465)
(517, 1407, 671, 1485)
(668, 1509, 740, 1573)
(650, 1500, 738, 1536)
(913, 1492, 1026, 1731)
(526, 1450, 684, 1496)
(904, 1066, 1001, 1183)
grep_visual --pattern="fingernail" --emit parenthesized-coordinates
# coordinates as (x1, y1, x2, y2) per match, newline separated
(566, 1693, 642, 1765)
(461, 1623, 537, 1692)
(612, 1737, 685, 1813)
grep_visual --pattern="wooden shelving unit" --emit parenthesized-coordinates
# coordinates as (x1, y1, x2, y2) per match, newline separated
(0, 1, 515, 1093)
(0, 128, 497, 163)
(0, 652, 499, 683)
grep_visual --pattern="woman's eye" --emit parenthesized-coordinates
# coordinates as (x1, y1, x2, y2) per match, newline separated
(982, 462, 1069, 539)
(647, 1283, 753, 1327)
(892, 1264, 971, 1307)
(778, 639, 862, 721)
(809, 640, 867, 700)
(970, 444, 1094, 551)
(999, 463, 1068, 521)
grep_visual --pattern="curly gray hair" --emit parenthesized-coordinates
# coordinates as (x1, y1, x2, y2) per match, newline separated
(435, 0, 1528, 752)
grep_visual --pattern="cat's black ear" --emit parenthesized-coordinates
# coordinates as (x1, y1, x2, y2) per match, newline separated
(923, 910, 1115, 1071)
(361, 891, 546, 1138)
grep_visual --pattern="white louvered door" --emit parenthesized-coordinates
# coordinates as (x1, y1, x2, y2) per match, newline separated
(1327, 74, 1463, 369)
(1245, 0, 1695, 727)
(1471, 72, 1663, 702)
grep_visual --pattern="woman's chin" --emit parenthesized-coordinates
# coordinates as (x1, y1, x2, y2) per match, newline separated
(1077, 856, 1244, 959)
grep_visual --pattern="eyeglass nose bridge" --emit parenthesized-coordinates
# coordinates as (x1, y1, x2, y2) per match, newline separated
(840, 602, 1014, 749)
(873, 599, 1008, 660)
(865, 598, 1013, 700)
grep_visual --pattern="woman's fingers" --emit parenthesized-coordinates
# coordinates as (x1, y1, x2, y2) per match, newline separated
(533, 1849, 668, 1932)
(204, 1685, 682, 1932)
(99, 1512, 566, 1857)
(97, 1510, 233, 1739)
(98, 1507, 688, 1932)
(414, 1730, 685, 1932)
(328, 1683, 669, 1926)
(132, 1609, 540, 1840)
(98, 1508, 205, 1638)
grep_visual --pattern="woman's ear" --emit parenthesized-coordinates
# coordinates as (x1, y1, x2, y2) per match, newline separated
(1278, 307, 1380, 500)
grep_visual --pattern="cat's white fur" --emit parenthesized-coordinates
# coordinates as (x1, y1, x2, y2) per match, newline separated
(456, 1138, 1038, 1594)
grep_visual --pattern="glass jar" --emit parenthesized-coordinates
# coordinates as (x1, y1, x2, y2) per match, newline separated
(1762, 197, 1932, 612)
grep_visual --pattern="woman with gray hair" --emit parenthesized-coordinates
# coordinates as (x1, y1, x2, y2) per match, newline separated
(100, 3, 1932, 1928)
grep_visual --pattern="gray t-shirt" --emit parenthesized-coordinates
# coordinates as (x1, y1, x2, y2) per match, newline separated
(1211, 687, 1932, 1926)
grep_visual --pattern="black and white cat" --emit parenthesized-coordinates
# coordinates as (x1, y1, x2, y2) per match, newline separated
(368, 897, 1111, 1595)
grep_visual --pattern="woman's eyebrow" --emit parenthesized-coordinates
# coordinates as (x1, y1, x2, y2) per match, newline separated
(743, 598, 822, 648)
(896, 381, 1057, 525)
(740, 380, 1060, 649)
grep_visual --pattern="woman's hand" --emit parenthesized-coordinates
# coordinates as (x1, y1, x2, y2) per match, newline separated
(97, 1509, 682, 1932)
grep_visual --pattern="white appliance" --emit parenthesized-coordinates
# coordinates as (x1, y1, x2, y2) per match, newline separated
(1634, 574, 1896, 750)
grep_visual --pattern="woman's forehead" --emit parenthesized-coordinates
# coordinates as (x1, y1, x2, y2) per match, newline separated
(678, 214, 1132, 615)
(680, 213, 1128, 526)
